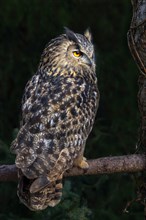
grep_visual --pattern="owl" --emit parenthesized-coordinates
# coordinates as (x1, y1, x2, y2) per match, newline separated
(11, 28, 99, 211)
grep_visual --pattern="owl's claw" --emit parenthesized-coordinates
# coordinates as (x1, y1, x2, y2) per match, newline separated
(78, 157, 89, 170)
(74, 156, 89, 170)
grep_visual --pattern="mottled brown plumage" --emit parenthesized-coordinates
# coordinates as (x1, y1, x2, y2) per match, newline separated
(11, 28, 99, 210)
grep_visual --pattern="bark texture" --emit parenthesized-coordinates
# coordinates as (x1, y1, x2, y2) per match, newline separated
(127, 0, 146, 148)
(0, 154, 146, 182)
(127, 0, 146, 216)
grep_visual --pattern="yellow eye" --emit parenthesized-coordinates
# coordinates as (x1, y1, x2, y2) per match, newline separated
(73, 51, 82, 57)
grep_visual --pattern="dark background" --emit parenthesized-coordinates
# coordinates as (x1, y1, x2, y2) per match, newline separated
(0, 0, 142, 219)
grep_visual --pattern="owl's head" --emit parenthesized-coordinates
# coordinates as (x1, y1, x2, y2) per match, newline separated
(39, 28, 96, 76)
(63, 27, 95, 69)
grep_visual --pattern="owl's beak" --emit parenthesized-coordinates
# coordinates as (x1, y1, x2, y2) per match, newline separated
(82, 56, 92, 67)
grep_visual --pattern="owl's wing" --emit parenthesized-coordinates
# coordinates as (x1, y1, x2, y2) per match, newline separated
(11, 75, 98, 181)
(21, 74, 40, 125)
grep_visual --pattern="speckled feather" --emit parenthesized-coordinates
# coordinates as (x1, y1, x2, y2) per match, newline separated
(11, 28, 99, 211)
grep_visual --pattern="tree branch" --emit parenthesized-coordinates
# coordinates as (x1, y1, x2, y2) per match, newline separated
(1, 154, 146, 182)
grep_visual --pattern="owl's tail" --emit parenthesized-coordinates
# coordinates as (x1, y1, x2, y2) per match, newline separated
(27, 148, 72, 194)
(29, 175, 63, 210)
(18, 169, 63, 210)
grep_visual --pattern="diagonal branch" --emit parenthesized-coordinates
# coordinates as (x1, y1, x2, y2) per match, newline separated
(1, 154, 146, 182)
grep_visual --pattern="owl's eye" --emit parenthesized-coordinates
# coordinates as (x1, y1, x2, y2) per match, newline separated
(73, 51, 82, 57)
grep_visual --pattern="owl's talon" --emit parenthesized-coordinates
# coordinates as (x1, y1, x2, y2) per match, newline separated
(75, 157, 89, 170)
(78, 159, 89, 170)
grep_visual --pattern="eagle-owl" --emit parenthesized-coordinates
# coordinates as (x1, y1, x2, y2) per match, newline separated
(11, 28, 99, 211)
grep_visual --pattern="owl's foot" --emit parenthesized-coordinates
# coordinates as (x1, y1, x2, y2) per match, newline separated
(79, 157, 89, 169)
(74, 156, 89, 170)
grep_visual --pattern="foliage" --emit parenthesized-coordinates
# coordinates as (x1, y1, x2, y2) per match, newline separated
(0, 0, 143, 219)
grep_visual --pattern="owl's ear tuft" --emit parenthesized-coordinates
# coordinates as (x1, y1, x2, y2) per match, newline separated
(84, 28, 92, 42)
(64, 27, 78, 44)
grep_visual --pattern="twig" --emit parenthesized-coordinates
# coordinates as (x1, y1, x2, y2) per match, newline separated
(0, 154, 146, 182)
